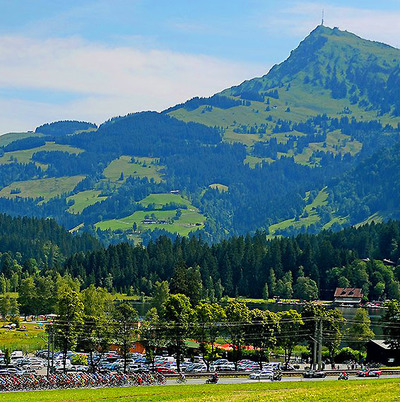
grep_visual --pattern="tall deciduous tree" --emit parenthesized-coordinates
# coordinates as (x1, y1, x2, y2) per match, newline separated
(348, 308, 374, 351)
(324, 308, 346, 364)
(0, 295, 10, 319)
(294, 276, 319, 300)
(18, 277, 37, 317)
(79, 285, 114, 373)
(152, 281, 170, 317)
(164, 294, 193, 372)
(54, 287, 84, 373)
(139, 307, 165, 371)
(248, 309, 279, 369)
(224, 300, 250, 370)
(194, 302, 226, 371)
(277, 309, 304, 366)
(113, 302, 138, 373)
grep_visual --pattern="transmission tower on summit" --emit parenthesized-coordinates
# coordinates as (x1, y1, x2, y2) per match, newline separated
(321, 9, 324, 26)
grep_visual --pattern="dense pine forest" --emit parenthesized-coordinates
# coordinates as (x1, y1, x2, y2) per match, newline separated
(0, 214, 100, 268)
(61, 221, 400, 301)
(1, 214, 399, 308)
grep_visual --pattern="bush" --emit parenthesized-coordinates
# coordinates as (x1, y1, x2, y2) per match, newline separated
(71, 354, 88, 366)
(334, 347, 366, 363)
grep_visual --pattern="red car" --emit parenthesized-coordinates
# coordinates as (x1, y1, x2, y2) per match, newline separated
(357, 369, 382, 377)
(156, 366, 177, 374)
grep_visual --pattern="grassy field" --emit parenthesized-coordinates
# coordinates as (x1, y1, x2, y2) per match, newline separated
(169, 98, 366, 168)
(0, 142, 83, 168)
(139, 193, 192, 208)
(209, 183, 229, 192)
(67, 190, 108, 214)
(244, 155, 273, 168)
(96, 208, 204, 237)
(355, 212, 385, 227)
(0, 379, 399, 401)
(0, 322, 46, 354)
(294, 130, 363, 166)
(95, 192, 205, 237)
(268, 187, 329, 236)
(0, 132, 43, 147)
(0, 176, 86, 202)
(103, 156, 164, 184)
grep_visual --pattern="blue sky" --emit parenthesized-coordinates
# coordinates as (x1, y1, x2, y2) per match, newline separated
(1, 0, 400, 134)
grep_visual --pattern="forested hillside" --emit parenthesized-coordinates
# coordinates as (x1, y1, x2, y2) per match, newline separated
(0, 211, 398, 307)
(0, 214, 100, 268)
(1, 26, 400, 243)
(58, 221, 400, 301)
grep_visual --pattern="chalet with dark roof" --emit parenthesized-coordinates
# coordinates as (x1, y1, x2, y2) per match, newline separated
(333, 287, 363, 306)
(367, 339, 400, 366)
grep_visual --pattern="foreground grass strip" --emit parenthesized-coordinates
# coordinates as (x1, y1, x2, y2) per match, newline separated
(0, 379, 399, 402)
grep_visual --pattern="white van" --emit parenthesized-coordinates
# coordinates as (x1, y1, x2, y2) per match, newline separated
(10, 351, 23, 359)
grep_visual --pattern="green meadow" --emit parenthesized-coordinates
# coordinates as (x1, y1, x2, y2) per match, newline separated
(0, 142, 83, 168)
(139, 193, 192, 208)
(67, 190, 108, 214)
(0, 321, 46, 354)
(0, 132, 43, 148)
(95, 192, 205, 237)
(102, 156, 164, 184)
(0, 176, 86, 202)
(0, 378, 399, 402)
(96, 208, 204, 237)
(268, 187, 347, 236)
(209, 183, 229, 192)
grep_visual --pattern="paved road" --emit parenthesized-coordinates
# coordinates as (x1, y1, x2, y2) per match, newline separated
(167, 374, 400, 386)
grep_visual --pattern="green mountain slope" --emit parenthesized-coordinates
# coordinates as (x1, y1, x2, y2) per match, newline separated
(1, 26, 400, 242)
(168, 25, 400, 160)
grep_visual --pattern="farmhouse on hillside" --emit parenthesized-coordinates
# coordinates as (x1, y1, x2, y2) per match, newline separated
(333, 287, 363, 306)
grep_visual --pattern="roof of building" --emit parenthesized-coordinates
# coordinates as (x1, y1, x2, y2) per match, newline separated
(334, 287, 363, 298)
(368, 339, 392, 350)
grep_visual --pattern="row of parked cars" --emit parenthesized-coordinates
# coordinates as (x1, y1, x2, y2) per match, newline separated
(0, 350, 47, 375)
(32, 350, 298, 376)
(148, 357, 293, 375)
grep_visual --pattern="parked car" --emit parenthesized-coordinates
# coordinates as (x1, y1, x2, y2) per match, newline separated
(238, 362, 259, 371)
(186, 363, 207, 373)
(249, 370, 274, 380)
(302, 370, 326, 378)
(210, 359, 234, 371)
(357, 369, 382, 377)
(216, 363, 235, 371)
(156, 366, 177, 374)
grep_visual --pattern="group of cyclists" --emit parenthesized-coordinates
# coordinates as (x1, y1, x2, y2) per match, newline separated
(0, 371, 166, 392)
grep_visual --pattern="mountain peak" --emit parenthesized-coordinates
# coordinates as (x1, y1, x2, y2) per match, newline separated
(226, 25, 400, 108)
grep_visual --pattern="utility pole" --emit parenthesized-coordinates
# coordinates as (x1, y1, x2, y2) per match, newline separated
(312, 318, 318, 370)
(47, 325, 51, 378)
(51, 325, 55, 374)
(317, 316, 323, 370)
